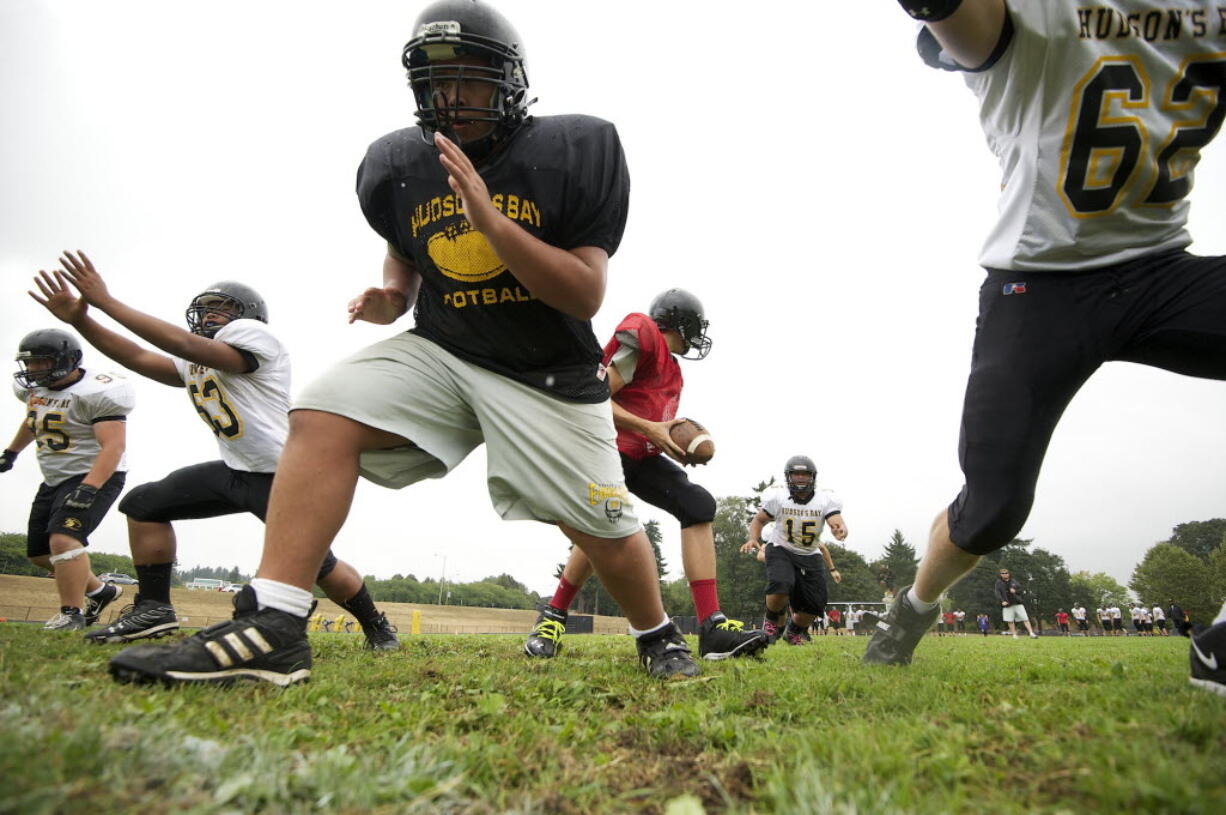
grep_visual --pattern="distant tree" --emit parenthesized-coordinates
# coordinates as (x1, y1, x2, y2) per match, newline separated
(1130, 543, 1216, 621)
(661, 577, 694, 617)
(870, 529, 918, 591)
(1165, 519, 1226, 562)
(1068, 570, 1130, 609)
(825, 543, 877, 603)
(946, 539, 1072, 625)
(710, 479, 778, 623)
(1209, 547, 1226, 608)
(1, 533, 45, 576)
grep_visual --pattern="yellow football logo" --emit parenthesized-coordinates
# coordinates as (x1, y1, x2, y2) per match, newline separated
(427, 221, 506, 283)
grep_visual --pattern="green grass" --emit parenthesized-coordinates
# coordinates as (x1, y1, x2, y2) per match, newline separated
(1, 626, 1223, 814)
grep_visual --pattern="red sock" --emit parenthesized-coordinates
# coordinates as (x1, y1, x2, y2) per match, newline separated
(690, 579, 719, 623)
(549, 576, 580, 612)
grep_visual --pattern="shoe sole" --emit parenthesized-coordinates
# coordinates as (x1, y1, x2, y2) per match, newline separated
(703, 634, 770, 661)
(1189, 677, 1226, 697)
(109, 662, 310, 687)
(85, 621, 180, 644)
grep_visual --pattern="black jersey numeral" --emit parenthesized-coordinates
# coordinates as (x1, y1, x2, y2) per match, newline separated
(26, 411, 71, 451)
(784, 518, 818, 547)
(1060, 56, 1226, 216)
(188, 377, 243, 439)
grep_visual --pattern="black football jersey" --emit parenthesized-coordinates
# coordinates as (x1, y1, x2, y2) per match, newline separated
(356, 115, 630, 403)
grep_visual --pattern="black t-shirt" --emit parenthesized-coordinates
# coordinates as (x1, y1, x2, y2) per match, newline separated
(356, 115, 630, 403)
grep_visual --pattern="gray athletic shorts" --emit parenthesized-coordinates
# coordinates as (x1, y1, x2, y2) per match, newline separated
(1002, 604, 1029, 623)
(294, 331, 640, 539)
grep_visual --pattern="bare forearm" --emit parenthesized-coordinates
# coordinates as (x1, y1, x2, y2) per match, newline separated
(6, 423, 35, 453)
(482, 216, 606, 320)
(82, 443, 123, 488)
(73, 314, 181, 386)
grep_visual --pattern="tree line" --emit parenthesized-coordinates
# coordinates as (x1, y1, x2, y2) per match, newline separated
(4, 508, 1223, 624)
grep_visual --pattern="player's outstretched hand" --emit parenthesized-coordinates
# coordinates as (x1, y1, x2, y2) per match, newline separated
(348, 287, 407, 325)
(29, 269, 87, 325)
(434, 132, 499, 234)
(56, 250, 114, 308)
(739, 540, 759, 555)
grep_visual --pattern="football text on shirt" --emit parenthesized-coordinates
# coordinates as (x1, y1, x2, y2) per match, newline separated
(1076, 7, 1226, 41)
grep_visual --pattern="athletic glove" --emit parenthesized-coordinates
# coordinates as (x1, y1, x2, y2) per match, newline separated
(62, 483, 99, 511)
(0, 449, 16, 473)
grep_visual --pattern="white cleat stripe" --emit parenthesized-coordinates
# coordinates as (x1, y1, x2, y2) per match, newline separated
(243, 627, 275, 654)
(205, 640, 234, 668)
(224, 632, 255, 661)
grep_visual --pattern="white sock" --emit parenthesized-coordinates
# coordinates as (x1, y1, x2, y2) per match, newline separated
(906, 587, 939, 613)
(629, 616, 672, 638)
(1214, 600, 1226, 626)
(250, 578, 313, 617)
(86, 583, 106, 597)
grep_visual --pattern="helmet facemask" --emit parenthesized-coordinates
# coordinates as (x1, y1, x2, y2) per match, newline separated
(404, 23, 530, 161)
(186, 293, 246, 338)
(648, 289, 712, 360)
(784, 455, 818, 503)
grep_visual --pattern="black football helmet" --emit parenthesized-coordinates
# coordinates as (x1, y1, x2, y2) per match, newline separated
(185, 282, 269, 338)
(784, 455, 817, 504)
(402, 0, 531, 159)
(648, 289, 712, 360)
(14, 329, 83, 388)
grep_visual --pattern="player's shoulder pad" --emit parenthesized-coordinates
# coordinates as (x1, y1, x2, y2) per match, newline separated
(215, 318, 282, 361)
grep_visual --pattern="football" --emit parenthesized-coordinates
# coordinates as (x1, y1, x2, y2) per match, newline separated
(669, 418, 715, 466)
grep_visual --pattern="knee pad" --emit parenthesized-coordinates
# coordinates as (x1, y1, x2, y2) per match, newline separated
(49, 546, 88, 565)
(676, 484, 716, 527)
(316, 550, 338, 580)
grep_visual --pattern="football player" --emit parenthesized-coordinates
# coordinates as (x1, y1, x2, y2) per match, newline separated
(106, 0, 698, 686)
(524, 289, 768, 661)
(2, 328, 131, 629)
(30, 253, 399, 650)
(866, 1, 1226, 697)
(739, 456, 848, 646)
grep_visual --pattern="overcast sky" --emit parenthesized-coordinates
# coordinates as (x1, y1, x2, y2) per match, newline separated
(3, 1, 1224, 599)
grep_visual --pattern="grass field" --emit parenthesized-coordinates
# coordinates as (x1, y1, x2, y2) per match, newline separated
(1, 623, 1223, 815)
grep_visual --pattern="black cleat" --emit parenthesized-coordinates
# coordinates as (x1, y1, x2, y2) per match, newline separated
(85, 599, 179, 644)
(698, 613, 768, 660)
(362, 612, 401, 651)
(524, 606, 568, 659)
(109, 586, 311, 687)
(636, 623, 701, 679)
(863, 585, 940, 666)
(84, 583, 123, 626)
(782, 620, 806, 646)
(762, 618, 783, 645)
(1189, 621, 1226, 697)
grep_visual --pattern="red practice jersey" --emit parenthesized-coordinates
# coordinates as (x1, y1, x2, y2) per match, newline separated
(602, 313, 683, 460)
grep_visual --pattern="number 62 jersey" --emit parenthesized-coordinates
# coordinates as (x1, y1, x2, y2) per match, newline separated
(172, 319, 290, 473)
(14, 370, 135, 486)
(758, 487, 844, 556)
(927, 1, 1226, 271)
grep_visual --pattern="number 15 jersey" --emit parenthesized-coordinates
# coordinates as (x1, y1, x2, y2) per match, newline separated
(758, 487, 844, 556)
(930, 1, 1226, 271)
(171, 319, 290, 473)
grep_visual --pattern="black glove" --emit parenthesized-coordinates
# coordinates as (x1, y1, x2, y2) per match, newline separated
(0, 449, 16, 473)
(62, 483, 99, 511)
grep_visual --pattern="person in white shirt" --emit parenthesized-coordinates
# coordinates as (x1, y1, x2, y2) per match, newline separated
(1071, 604, 1089, 636)
(742, 456, 846, 646)
(3, 328, 132, 629)
(1152, 605, 1168, 636)
(32, 253, 398, 650)
(864, 1, 1226, 697)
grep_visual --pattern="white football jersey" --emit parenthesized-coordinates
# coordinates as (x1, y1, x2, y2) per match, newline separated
(1152, 605, 1165, 621)
(1109, 606, 1122, 619)
(171, 319, 290, 473)
(934, 1, 1223, 270)
(1072, 606, 1087, 621)
(14, 370, 134, 486)
(758, 487, 843, 556)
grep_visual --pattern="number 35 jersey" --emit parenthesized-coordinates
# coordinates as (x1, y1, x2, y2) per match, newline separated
(758, 487, 844, 556)
(14, 371, 135, 486)
(932, 1, 1225, 271)
(171, 319, 289, 473)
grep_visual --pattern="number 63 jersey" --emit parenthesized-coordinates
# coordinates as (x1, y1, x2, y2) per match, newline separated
(758, 487, 844, 556)
(14, 371, 135, 486)
(930, 1, 1226, 271)
(172, 319, 290, 473)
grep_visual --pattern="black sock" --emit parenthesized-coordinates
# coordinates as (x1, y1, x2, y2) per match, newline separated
(341, 585, 381, 628)
(136, 562, 174, 604)
(765, 607, 784, 625)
